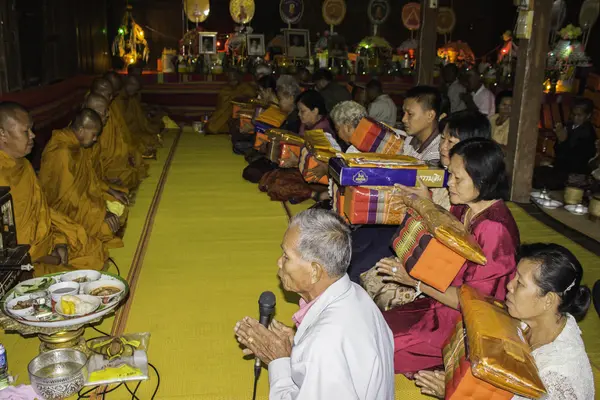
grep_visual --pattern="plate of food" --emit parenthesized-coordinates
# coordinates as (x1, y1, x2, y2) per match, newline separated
(565, 204, 588, 215)
(2, 271, 129, 328)
(14, 277, 56, 296)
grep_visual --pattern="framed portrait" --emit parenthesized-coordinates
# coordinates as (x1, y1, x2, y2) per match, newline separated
(328, 34, 347, 58)
(368, 0, 390, 25)
(199, 32, 217, 54)
(284, 29, 310, 59)
(247, 34, 265, 56)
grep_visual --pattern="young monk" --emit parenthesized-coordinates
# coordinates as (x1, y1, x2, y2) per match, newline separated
(38, 108, 126, 249)
(84, 92, 147, 189)
(0, 102, 107, 275)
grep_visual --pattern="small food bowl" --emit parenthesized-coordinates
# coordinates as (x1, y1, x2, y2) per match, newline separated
(60, 270, 102, 284)
(7, 295, 36, 317)
(48, 282, 80, 304)
(83, 279, 126, 304)
(28, 349, 88, 400)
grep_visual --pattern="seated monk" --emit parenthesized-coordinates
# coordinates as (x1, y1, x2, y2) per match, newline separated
(38, 108, 126, 249)
(0, 102, 107, 276)
(126, 65, 168, 124)
(93, 77, 154, 160)
(84, 91, 147, 190)
(122, 75, 163, 148)
(206, 70, 257, 135)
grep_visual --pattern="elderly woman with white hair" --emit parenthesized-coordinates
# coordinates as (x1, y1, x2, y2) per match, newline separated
(234, 209, 395, 400)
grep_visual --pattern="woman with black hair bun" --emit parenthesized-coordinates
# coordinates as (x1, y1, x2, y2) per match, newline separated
(414, 243, 595, 399)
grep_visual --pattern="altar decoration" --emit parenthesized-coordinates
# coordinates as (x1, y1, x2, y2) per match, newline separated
(230, 0, 255, 25)
(368, 0, 390, 34)
(280, 0, 304, 25)
(112, 5, 149, 66)
(402, 3, 421, 31)
(436, 7, 456, 36)
(184, 0, 210, 23)
(437, 41, 475, 67)
(546, 24, 591, 93)
(356, 36, 392, 75)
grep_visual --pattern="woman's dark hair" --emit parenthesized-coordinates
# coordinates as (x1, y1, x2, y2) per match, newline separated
(449, 138, 509, 201)
(440, 110, 491, 141)
(296, 90, 327, 116)
(495, 90, 513, 113)
(257, 75, 276, 91)
(518, 243, 591, 319)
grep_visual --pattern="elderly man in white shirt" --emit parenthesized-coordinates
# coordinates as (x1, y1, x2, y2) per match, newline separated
(366, 79, 397, 126)
(463, 69, 495, 116)
(234, 209, 395, 400)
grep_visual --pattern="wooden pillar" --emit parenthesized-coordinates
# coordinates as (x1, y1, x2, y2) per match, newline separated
(417, 1, 438, 86)
(506, 0, 553, 203)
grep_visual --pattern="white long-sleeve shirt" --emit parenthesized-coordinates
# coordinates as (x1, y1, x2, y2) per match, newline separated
(268, 275, 395, 400)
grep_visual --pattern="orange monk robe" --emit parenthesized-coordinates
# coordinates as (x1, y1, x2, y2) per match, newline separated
(116, 92, 160, 149)
(127, 93, 163, 135)
(0, 151, 107, 276)
(38, 128, 124, 249)
(111, 94, 153, 154)
(91, 111, 148, 190)
(206, 82, 257, 134)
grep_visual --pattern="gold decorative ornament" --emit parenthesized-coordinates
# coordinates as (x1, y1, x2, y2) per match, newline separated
(230, 0, 255, 25)
(184, 0, 210, 23)
(112, 5, 149, 65)
(322, 0, 346, 26)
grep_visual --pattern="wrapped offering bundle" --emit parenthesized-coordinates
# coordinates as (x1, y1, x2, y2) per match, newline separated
(329, 154, 448, 188)
(253, 106, 289, 150)
(264, 129, 304, 165)
(342, 186, 407, 225)
(391, 210, 467, 292)
(402, 194, 487, 265)
(350, 117, 405, 154)
(299, 130, 342, 184)
(443, 319, 514, 400)
(458, 285, 546, 398)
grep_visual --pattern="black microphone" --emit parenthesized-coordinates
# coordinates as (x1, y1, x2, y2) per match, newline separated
(255, 291, 276, 378)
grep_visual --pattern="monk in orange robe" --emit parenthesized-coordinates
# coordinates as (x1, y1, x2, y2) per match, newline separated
(38, 108, 126, 249)
(121, 76, 162, 149)
(84, 92, 147, 190)
(206, 70, 257, 134)
(0, 102, 107, 276)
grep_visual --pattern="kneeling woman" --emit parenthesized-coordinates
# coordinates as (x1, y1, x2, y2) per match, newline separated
(376, 138, 520, 374)
(415, 243, 594, 399)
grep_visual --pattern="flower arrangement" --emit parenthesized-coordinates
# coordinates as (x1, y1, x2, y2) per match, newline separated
(558, 24, 582, 40)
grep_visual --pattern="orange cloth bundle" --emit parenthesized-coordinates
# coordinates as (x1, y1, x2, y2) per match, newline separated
(298, 147, 334, 184)
(253, 132, 270, 151)
(343, 186, 407, 225)
(350, 117, 405, 154)
(392, 211, 465, 292)
(279, 144, 302, 168)
(254, 105, 288, 127)
(238, 111, 255, 133)
(458, 285, 546, 398)
(331, 182, 346, 219)
(443, 319, 514, 400)
(402, 194, 487, 265)
(264, 129, 304, 164)
(231, 101, 254, 119)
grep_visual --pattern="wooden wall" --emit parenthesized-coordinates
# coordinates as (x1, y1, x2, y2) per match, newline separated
(0, 0, 109, 95)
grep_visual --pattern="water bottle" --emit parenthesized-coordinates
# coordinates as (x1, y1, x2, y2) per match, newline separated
(0, 344, 9, 390)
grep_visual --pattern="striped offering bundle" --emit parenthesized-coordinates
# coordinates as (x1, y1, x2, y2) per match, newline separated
(350, 117, 405, 154)
(298, 146, 335, 184)
(342, 186, 407, 225)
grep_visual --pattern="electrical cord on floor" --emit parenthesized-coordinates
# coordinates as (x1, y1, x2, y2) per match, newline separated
(108, 257, 121, 277)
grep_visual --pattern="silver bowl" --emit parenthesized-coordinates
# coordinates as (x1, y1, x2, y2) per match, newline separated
(28, 349, 88, 399)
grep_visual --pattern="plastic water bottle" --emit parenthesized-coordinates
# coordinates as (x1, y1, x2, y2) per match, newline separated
(0, 344, 8, 390)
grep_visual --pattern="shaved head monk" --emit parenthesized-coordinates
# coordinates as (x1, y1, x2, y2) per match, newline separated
(104, 71, 123, 93)
(83, 92, 145, 190)
(38, 108, 126, 250)
(0, 102, 106, 275)
(92, 78, 114, 102)
(205, 69, 256, 134)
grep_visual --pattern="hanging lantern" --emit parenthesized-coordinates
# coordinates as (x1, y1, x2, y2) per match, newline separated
(112, 5, 150, 65)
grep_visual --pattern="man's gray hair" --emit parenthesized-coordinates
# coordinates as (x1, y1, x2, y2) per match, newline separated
(276, 75, 301, 99)
(330, 101, 367, 129)
(289, 209, 352, 278)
